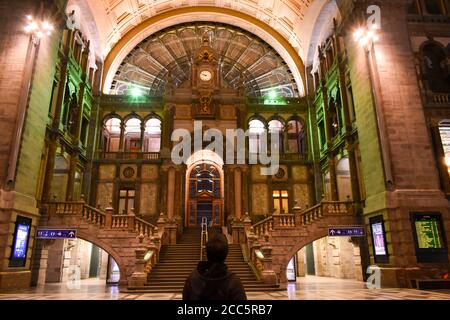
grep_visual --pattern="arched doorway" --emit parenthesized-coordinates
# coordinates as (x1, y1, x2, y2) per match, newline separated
(185, 150, 224, 227)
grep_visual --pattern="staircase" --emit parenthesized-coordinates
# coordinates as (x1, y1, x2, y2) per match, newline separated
(141, 228, 279, 293)
(226, 243, 279, 291)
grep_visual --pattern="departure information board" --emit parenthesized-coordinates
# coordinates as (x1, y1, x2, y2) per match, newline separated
(415, 217, 442, 249)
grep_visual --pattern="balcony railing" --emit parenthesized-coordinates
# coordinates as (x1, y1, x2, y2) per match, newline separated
(96, 151, 161, 161)
(426, 92, 450, 106)
(248, 152, 308, 162)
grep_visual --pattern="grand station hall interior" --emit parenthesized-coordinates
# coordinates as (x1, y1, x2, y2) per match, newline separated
(0, 0, 450, 301)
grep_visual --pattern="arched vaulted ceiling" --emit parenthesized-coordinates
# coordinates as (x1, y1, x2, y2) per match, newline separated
(111, 22, 299, 97)
(67, 0, 344, 96)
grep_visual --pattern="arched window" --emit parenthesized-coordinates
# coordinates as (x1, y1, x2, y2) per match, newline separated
(189, 164, 221, 198)
(124, 118, 142, 152)
(423, 0, 444, 14)
(268, 119, 284, 153)
(103, 117, 121, 152)
(439, 120, 450, 178)
(287, 119, 306, 154)
(144, 118, 161, 152)
(249, 119, 266, 154)
(422, 43, 450, 93)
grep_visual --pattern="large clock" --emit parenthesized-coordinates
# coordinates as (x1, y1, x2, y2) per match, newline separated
(199, 70, 212, 82)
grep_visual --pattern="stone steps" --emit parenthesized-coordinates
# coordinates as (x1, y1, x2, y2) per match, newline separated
(134, 228, 280, 293)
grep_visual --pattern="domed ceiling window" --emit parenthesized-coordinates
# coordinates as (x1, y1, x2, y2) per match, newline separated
(110, 22, 299, 98)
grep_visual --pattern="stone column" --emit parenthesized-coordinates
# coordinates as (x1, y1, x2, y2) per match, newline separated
(140, 122, 145, 152)
(327, 157, 339, 201)
(320, 53, 338, 201)
(128, 235, 148, 287)
(119, 122, 125, 151)
(166, 167, 175, 221)
(162, 166, 178, 244)
(65, 154, 78, 201)
(336, 27, 361, 204)
(234, 167, 242, 221)
(73, 83, 86, 144)
(41, 141, 58, 202)
(241, 166, 250, 215)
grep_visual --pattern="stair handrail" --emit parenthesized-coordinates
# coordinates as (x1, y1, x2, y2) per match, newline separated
(43, 200, 158, 239)
(295, 200, 354, 226)
(200, 217, 209, 261)
(252, 216, 274, 237)
(134, 216, 157, 237)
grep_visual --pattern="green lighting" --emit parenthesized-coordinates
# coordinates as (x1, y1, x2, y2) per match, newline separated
(267, 90, 278, 99)
(130, 87, 143, 97)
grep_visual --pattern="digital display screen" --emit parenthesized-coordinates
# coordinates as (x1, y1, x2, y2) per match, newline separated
(371, 222, 387, 256)
(9, 216, 32, 267)
(414, 217, 443, 249)
(12, 224, 30, 259)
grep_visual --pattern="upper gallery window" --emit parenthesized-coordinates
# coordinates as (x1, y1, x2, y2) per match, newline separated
(287, 120, 306, 154)
(268, 119, 284, 153)
(124, 118, 142, 152)
(145, 118, 161, 152)
(422, 43, 450, 93)
(103, 117, 121, 152)
(249, 119, 266, 154)
(118, 189, 135, 215)
(423, 0, 445, 14)
(273, 190, 289, 214)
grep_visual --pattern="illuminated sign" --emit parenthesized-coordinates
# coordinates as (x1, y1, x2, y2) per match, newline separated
(328, 227, 365, 237)
(13, 224, 30, 259)
(414, 217, 443, 249)
(411, 213, 448, 263)
(9, 216, 32, 267)
(371, 222, 387, 255)
(369, 216, 389, 263)
(36, 229, 77, 239)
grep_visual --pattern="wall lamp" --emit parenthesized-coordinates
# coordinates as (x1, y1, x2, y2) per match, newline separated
(24, 15, 54, 41)
(353, 25, 379, 50)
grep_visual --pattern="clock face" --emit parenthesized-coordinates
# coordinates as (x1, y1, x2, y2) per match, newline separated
(199, 70, 212, 82)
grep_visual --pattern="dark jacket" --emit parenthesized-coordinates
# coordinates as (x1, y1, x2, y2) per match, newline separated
(183, 261, 247, 300)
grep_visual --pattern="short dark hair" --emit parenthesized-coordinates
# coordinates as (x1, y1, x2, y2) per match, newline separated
(206, 234, 229, 263)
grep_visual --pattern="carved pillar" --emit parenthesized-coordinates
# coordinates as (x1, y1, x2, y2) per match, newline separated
(73, 83, 86, 144)
(260, 234, 278, 285)
(319, 51, 339, 201)
(336, 26, 361, 204)
(166, 167, 175, 221)
(41, 141, 58, 202)
(140, 122, 145, 152)
(226, 167, 235, 217)
(105, 203, 113, 228)
(128, 235, 148, 287)
(234, 167, 242, 220)
(119, 122, 125, 151)
(241, 166, 249, 215)
(161, 104, 175, 157)
(65, 154, 78, 201)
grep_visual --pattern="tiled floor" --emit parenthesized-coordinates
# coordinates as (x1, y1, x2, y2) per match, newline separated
(0, 276, 449, 300)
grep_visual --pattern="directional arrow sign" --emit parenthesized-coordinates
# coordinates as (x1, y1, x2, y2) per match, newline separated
(328, 227, 365, 237)
(36, 229, 77, 239)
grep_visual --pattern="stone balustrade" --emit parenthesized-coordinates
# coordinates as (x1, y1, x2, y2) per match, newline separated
(239, 200, 356, 286)
(45, 200, 157, 237)
(243, 228, 278, 285)
(42, 200, 164, 290)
